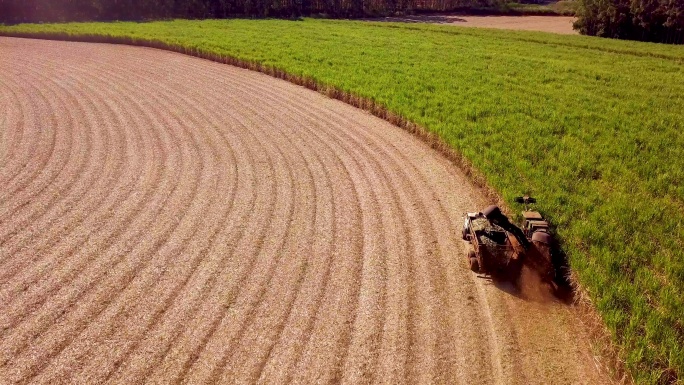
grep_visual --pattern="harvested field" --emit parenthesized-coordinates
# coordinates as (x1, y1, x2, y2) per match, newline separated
(0, 37, 609, 384)
(377, 15, 578, 34)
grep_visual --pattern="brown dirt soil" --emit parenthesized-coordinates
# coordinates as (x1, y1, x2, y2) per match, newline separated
(378, 15, 578, 34)
(0, 37, 609, 384)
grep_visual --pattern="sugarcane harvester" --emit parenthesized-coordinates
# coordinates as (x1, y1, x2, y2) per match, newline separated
(462, 196, 556, 286)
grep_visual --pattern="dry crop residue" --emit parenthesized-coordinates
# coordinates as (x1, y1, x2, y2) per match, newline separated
(378, 15, 578, 35)
(0, 37, 609, 384)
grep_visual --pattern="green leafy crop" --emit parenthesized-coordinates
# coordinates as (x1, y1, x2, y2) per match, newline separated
(2, 18, 683, 383)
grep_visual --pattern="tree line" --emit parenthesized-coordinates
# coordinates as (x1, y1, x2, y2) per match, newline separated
(574, 0, 684, 43)
(1, 0, 682, 43)
(0, 0, 504, 23)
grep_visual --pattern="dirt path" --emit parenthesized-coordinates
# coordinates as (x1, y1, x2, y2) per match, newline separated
(378, 15, 578, 34)
(0, 37, 608, 384)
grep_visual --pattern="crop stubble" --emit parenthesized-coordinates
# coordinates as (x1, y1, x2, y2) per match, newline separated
(0, 37, 610, 384)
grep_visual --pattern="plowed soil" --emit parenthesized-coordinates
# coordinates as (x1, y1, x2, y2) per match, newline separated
(0, 37, 609, 384)
(378, 15, 578, 34)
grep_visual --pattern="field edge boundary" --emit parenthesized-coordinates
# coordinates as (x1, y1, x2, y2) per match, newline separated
(0, 31, 632, 385)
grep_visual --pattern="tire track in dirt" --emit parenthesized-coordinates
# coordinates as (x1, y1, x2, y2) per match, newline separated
(108, 61, 296, 385)
(0, 54, 131, 256)
(0, 68, 73, 242)
(0, 59, 119, 292)
(202, 85, 323, 384)
(0, 83, 29, 195)
(94, 65, 243, 385)
(0, 65, 74, 223)
(185, 61, 399, 385)
(136, 58, 340, 384)
(222, 74, 444, 383)
(0, 37, 613, 385)
(0, 71, 60, 203)
(35, 66, 226, 385)
(0, 61, 162, 316)
(0, 54, 185, 383)
(20, 62, 211, 384)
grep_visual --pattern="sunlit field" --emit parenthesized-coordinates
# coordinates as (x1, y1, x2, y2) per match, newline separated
(2, 18, 683, 383)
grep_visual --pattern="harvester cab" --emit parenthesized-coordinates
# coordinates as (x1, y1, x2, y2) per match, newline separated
(514, 196, 552, 245)
(462, 196, 557, 288)
(514, 196, 556, 286)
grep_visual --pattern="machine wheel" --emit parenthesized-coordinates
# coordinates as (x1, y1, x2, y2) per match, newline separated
(467, 250, 479, 273)
(461, 228, 469, 241)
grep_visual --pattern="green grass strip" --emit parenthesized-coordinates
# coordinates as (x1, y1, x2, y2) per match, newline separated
(2, 18, 684, 384)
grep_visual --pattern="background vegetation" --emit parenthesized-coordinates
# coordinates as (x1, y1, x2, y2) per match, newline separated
(1, 19, 683, 384)
(573, 0, 684, 43)
(506, 0, 578, 15)
(0, 0, 566, 23)
(2, 0, 683, 43)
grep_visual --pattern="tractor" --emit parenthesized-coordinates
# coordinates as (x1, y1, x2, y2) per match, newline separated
(462, 196, 556, 286)
(462, 211, 520, 278)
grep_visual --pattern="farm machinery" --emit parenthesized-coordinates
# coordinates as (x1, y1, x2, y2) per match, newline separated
(462, 196, 556, 287)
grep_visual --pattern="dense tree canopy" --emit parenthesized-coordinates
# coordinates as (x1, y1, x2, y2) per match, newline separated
(574, 0, 684, 42)
(1, 0, 681, 43)
(0, 0, 506, 22)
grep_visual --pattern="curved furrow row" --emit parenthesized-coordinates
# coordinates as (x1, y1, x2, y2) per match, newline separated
(306, 74, 542, 385)
(131, 65, 286, 385)
(23, 57, 215, 384)
(0, 38, 612, 385)
(349, 108, 523, 384)
(138, 118, 262, 384)
(209, 65, 512, 383)
(38, 63, 231, 385)
(292, 104, 430, 385)
(130, 67, 290, 384)
(176, 60, 470, 382)
(210, 97, 315, 384)
(0, 61, 120, 351)
(332, 111, 487, 383)
(0, 55, 100, 227)
(179, 60, 372, 384)
(246, 99, 370, 385)
(0, 56, 182, 383)
(323, 117, 444, 384)
(4, 67, 194, 380)
(93, 68, 243, 385)
(81, 52, 262, 382)
(0, 80, 27, 190)
(0, 53, 134, 266)
(0, 59, 165, 329)
(0, 69, 59, 205)
(182, 89, 300, 385)
(333, 96, 515, 384)
(181, 75, 325, 384)
(0, 66, 74, 243)
(220, 76, 396, 382)
(210, 70, 425, 383)
(306, 97, 479, 380)
(6, 55, 180, 318)
(0, 60, 78, 226)
(0, 56, 124, 294)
